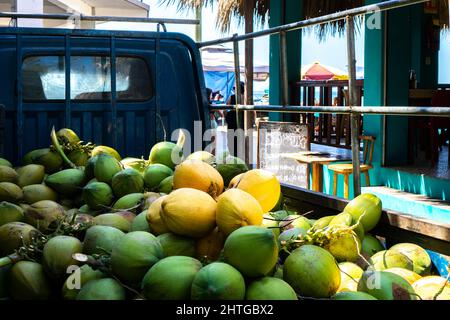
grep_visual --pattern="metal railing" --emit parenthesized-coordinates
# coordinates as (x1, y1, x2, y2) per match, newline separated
(0, 12, 199, 25)
(201, 0, 449, 197)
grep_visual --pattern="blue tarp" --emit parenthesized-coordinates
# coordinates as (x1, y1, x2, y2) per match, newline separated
(204, 71, 236, 103)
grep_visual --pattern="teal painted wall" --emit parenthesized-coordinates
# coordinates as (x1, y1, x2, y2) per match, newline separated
(269, 0, 302, 121)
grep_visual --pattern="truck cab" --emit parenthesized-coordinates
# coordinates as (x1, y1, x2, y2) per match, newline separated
(0, 27, 210, 165)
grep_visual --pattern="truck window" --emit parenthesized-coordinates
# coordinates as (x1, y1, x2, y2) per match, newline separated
(22, 55, 153, 101)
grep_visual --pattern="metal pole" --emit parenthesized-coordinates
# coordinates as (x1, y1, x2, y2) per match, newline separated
(195, 7, 202, 42)
(198, 0, 428, 47)
(346, 16, 361, 197)
(0, 12, 199, 25)
(280, 31, 289, 106)
(233, 34, 241, 130)
(209, 104, 450, 116)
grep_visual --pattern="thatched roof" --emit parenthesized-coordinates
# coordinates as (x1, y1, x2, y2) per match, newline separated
(303, 0, 449, 39)
(158, 0, 449, 36)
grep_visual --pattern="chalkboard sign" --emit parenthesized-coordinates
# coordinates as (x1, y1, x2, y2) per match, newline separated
(257, 121, 310, 189)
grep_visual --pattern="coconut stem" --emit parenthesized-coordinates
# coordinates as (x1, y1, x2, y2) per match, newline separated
(50, 126, 76, 169)
(0, 254, 21, 268)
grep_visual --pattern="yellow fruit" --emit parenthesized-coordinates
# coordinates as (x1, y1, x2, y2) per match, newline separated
(173, 160, 224, 198)
(196, 227, 226, 262)
(160, 188, 216, 238)
(229, 169, 280, 213)
(216, 189, 263, 236)
(145, 196, 169, 235)
(384, 268, 422, 285)
(337, 278, 360, 292)
(412, 276, 450, 300)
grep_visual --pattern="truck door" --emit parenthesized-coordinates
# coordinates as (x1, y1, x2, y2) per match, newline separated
(0, 28, 208, 164)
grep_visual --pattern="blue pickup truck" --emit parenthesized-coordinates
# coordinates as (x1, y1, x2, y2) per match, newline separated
(0, 27, 210, 165)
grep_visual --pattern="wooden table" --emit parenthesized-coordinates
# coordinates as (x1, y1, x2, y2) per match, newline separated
(282, 151, 352, 192)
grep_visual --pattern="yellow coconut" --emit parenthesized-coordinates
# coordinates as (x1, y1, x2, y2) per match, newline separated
(384, 268, 422, 285)
(145, 196, 169, 235)
(412, 276, 450, 300)
(216, 188, 263, 236)
(160, 188, 217, 238)
(229, 169, 281, 213)
(337, 262, 363, 292)
(196, 227, 226, 262)
(173, 160, 224, 198)
(337, 278, 360, 292)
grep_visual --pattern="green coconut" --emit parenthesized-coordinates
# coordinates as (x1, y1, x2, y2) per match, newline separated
(343, 193, 382, 232)
(191, 262, 245, 300)
(83, 225, 125, 255)
(131, 211, 152, 232)
(0, 222, 39, 256)
(158, 176, 173, 194)
(111, 231, 165, 285)
(45, 169, 85, 196)
(56, 128, 80, 146)
(273, 265, 284, 279)
(93, 154, 122, 185)
(42, 235, 82, 279)
(216, 156, 248, 186)
(111, 168, 144, 198)
(246, 277, 298, 300)
(22, 148, 63, 174)
(312, 215, 336, 231)
(332, 291, 378, 300)
(270, 209, 293, 222)
(93, 213, 131, 233)
(369, 250, 414, 271)
(262, 214, 281, 239)
(149, 141, 183, 170)
(157, 233, 197, 257)
(0, 158, 12, 168)
(116, 211, 136, 223)
(358, 270, 417, 300)
(67, 149, 89, 167)
(22, 184, 58, 204)
(16, 164, 45, 187)
(141, 256, 202, 300)
(112, 193, 144, 213)
(279, 215, 311, 231)
(0, 182, 23, 203)
(84, 155, 99, 180)
(8, 261, 51, 300)
(91, 145, 122, 161)
(223, 226, 278, 278)
(0, 201, 24, 226)
(361, 234, 385, 257)
(283, 245, 341, 298)
(24, 200, 65, 232)
(143, 164, 173, 190)
(328, 212, 353, 227)
(325, 231, 362, 263)
(389, 243, 432, 276)
(121, 157, 148, 174)
(77, 278, 126, 300)
(77, 204, 101, 216)
(0, 165, 18, 183)
(62, 264, 105, 300)
(82, 182, 114, 211)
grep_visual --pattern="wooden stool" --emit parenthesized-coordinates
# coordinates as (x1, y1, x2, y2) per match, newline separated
(328, 136, 376, 199)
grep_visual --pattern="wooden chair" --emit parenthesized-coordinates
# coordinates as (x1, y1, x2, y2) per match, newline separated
(328, 136, 376, 199)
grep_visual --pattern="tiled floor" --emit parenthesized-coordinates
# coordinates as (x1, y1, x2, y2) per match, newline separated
(389, 146, 450, 180)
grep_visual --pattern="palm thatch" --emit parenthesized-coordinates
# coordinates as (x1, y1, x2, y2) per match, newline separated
(304, 0, 449, 39)
(158, 0, 269, 32)
(159, 0, 448, 37)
